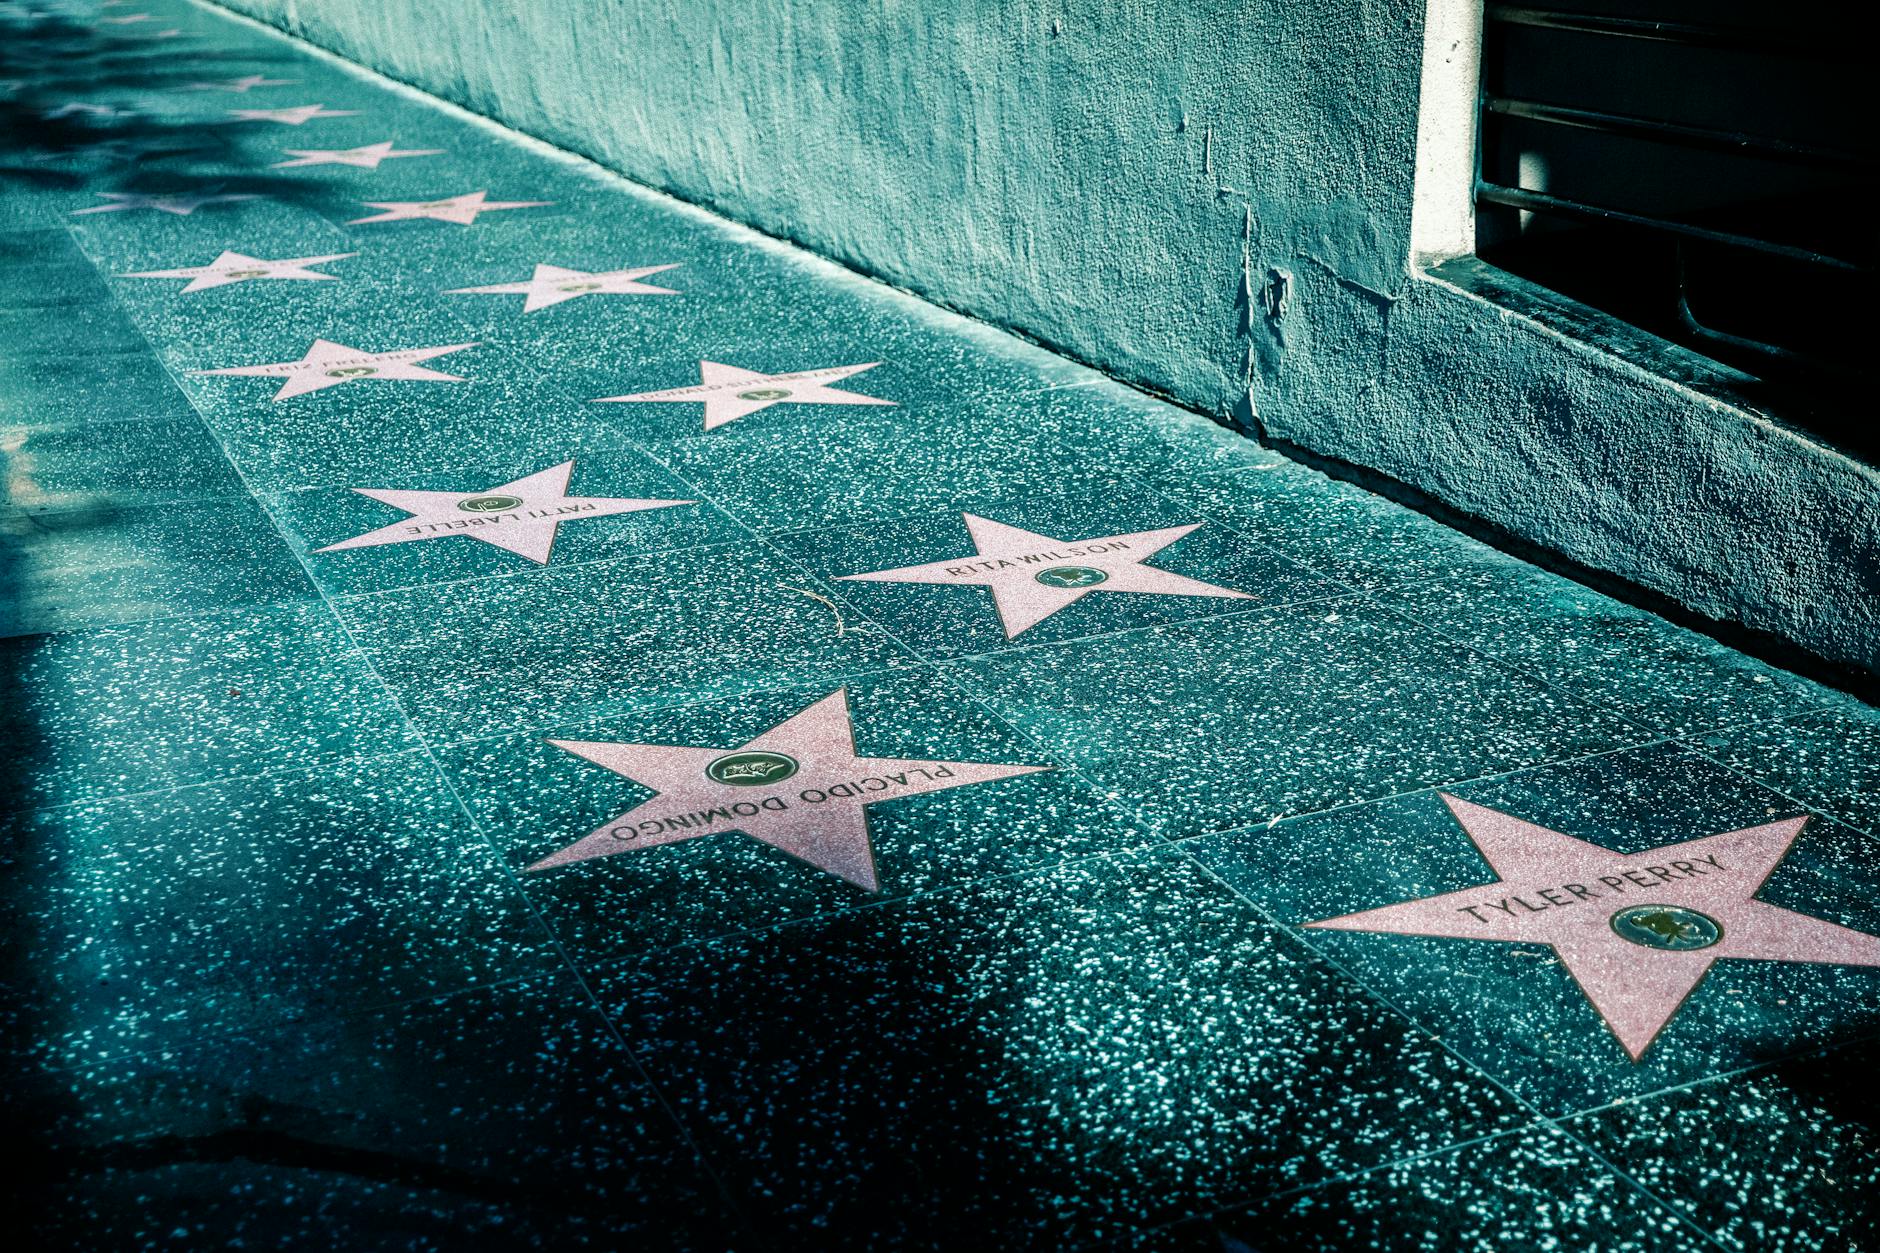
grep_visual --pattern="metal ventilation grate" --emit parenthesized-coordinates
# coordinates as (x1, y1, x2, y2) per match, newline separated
(1474, 2, 1875, 452)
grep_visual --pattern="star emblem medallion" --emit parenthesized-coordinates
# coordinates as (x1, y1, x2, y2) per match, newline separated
(838, 513, 1253, 637)
(448, 262, 682, 312)
(1308, 795, 1880, 1059)
(190, 338, 477, 400)
(596, 360, 894, 431)
(317, 460, 693, 564)
(530, 689, 1048, 890)
(123, 249, 356, 292)
(272, 141, 443, 169)
(348, 191, 552, 226)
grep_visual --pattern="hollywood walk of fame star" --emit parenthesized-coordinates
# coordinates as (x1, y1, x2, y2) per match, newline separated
(448, 262, 682, 312)
(596, 360, 894, 431)
(184, 75, 294, 92)
(43, 102, 135, 120)
(1308, 795, 1880, 1059)
(530, 689, 1048, 890)
(191, 338, 476, 401)
(123, 249, 357, 293)
(347, 191, 552, 226)
(71, 190, 259, 217)
(272, 140, 442, 169)
(838, 513, 1253, 638)
(226, 104, 358, 125)
(317, 460, 691, 564)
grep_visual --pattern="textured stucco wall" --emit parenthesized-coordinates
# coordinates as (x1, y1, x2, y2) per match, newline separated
(209, 0, 1878, 676)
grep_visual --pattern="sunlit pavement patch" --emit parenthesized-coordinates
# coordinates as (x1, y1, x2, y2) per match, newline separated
(330, 538, 917, 741)
(956, 600, 1646, 840)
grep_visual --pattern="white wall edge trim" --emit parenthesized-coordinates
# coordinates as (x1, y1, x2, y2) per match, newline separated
(1409, 0, 1484, 265)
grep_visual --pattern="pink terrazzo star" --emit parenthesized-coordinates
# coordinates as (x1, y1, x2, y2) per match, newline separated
(448, 262, 681, 312)
(190, 338, 476, 401)
(184, 76, 295, 93)
(596, 360, 893, 431)
(272, 140, 442, 169)
(348, 191, 552, 226)
(226, 104, 358, 125)
(123, 249, 355, 292)
(530, 689, 1048, 890)
(1309, 795, 1880, 1059)
(317, 460, 692, 564)
(838, 513, 1252, 638)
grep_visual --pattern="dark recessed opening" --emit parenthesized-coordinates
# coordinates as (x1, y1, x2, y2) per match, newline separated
(1475, 1, 1876, 461)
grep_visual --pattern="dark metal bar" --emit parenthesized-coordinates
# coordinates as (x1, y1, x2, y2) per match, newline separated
(1474, 181, 1865, 273)
(1482, 96, 1865, 170)
(1672, 244, 1849, 378)
(1484, 6, 1853, 60)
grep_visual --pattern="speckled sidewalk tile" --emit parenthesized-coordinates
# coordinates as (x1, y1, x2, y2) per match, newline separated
(1034, 379, 1302, 485)
(1190, 742, 1880, 1114)
(1379, 554, 1840, 738)
(1690, 695, 1880, 837)
(1150, 460, 1508, 593)
(1, 601, 416, 813)
(955, 598, 1645, 840)
(1562, 1040, 1880, 1252)
(0, 498, 317, 638)
(66, 193, 345, 274)
(1137, 1125, 1711, 1253)
(334, 538, 915, 741)
(594, 847, 1533, 1249)
(9, 974, 737, 1250)
(644, 405, 1217, 538)
(0, 752, 557, 1067)
(437, 668, 1144, 966)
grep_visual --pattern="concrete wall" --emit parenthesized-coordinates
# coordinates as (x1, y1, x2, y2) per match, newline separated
(210, 0, 1878, 677)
